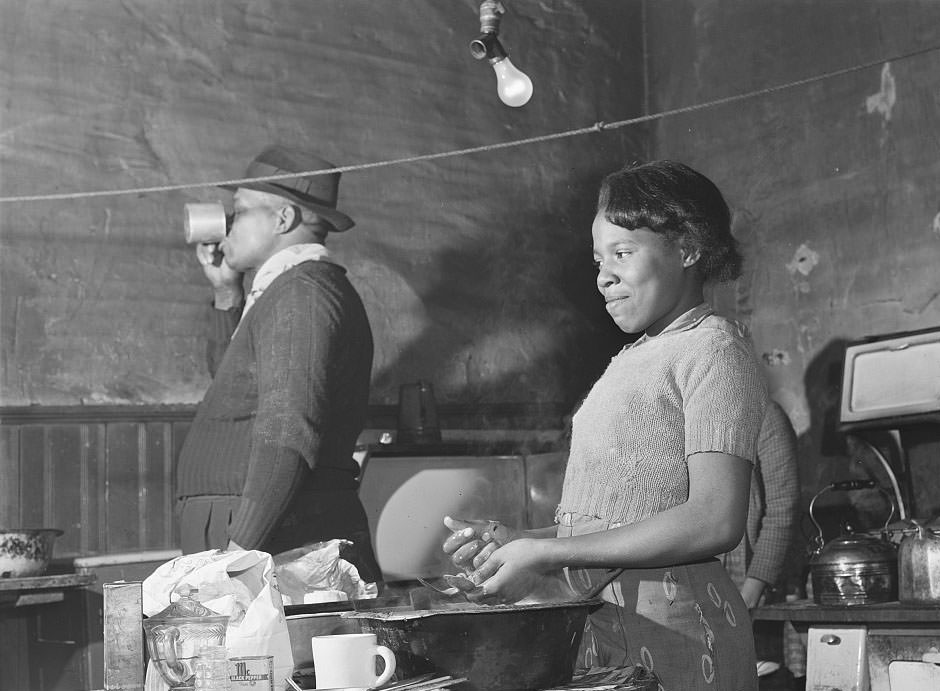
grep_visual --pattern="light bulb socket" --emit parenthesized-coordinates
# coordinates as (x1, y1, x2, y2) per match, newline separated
(478, 0, 504, 34)
(469, 32, 508, 62)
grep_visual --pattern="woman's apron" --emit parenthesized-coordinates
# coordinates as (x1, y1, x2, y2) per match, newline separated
(558, 511, 758, 691)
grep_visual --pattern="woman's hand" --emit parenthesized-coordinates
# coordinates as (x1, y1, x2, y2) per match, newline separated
(442, 515, 517, 573)
(463, 538, 557, 603)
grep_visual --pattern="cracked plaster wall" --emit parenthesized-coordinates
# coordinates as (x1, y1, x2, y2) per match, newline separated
(645, 0, 940, 546)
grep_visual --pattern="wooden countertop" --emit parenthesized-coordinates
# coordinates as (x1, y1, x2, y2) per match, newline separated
(752, 598, 940, 624)
(0, 572, 97, 607)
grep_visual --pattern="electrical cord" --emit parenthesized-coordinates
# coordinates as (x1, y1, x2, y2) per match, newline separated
(1, 44, 938, 205)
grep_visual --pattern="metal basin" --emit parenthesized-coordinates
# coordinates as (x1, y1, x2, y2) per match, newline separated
(347, 599, 601, 691)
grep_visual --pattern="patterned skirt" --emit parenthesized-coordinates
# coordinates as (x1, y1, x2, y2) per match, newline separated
(558, 512, 758, 691)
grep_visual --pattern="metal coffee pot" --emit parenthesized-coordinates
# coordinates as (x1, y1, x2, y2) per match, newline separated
(142, 588, 229, 690)
(898, 518, 940, 603)
(807, 480, 898, 606)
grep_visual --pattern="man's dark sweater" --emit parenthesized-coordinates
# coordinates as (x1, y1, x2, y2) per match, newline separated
(176, 260, 374, 550)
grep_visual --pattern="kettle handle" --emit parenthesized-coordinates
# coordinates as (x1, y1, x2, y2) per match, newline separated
(808, 480, 896, 552)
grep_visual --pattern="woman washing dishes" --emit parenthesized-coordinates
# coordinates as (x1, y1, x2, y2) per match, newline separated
(443, 160, 768, 691)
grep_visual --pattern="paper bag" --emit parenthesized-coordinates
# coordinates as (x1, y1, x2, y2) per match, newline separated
(142, 549, 293, 689)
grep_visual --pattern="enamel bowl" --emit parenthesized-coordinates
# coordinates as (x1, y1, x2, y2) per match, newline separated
(0, 528, 63, 578)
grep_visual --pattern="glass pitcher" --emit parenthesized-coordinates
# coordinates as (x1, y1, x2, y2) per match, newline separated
(143, 588, 229, 690)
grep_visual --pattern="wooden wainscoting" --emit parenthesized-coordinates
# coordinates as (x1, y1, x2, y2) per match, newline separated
(0, 406, 195, 560)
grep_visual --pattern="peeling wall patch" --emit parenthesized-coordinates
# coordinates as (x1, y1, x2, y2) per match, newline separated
(933, 210, 940, 237)
(786, 243, 819, 276)
(762, 349, 792, 367)
(866, 62, 896, 122)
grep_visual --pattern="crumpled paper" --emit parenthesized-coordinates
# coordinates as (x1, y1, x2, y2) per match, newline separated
(143, 551, 256, 625)
(273, 538, 378, 605)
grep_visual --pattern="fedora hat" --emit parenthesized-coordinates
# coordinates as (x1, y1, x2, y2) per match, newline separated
(221, 146, 354, 231)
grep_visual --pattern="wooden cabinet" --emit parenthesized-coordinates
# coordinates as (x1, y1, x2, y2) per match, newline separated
(0, 575, 96, 691)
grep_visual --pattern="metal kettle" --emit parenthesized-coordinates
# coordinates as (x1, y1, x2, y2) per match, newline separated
(808, 480, 898, 606)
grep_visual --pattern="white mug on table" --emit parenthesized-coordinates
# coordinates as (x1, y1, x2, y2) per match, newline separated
(311, 632, 396, 689)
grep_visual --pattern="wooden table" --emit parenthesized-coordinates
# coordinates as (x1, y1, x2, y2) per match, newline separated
(752, 599, 940, 690)
(753, 598, 940, 626)
(0, 572, 97, 607)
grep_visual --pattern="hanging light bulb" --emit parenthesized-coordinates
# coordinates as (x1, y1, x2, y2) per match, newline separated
(491, 54, 533, 108)
(469, 1, 534, 108)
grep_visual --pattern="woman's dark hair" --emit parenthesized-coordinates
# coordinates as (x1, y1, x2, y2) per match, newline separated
(597, 160, 743, 282)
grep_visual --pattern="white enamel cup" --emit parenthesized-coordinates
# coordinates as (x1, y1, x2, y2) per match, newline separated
(311, 632, 396, 690)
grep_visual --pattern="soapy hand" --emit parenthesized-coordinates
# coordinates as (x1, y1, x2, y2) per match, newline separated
(465, 538, 575, 605)
(442, 516, 516, 574)
(443, 538, 568, 604)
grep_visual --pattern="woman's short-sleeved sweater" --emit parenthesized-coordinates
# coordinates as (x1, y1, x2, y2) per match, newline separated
(558, 304, 768, 525)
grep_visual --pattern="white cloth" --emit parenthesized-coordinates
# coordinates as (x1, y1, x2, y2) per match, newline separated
(237, 243, 338, 330)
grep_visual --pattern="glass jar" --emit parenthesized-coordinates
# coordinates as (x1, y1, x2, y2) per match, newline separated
(194, 644, 231, 691)
(143, 588, 229, 690)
